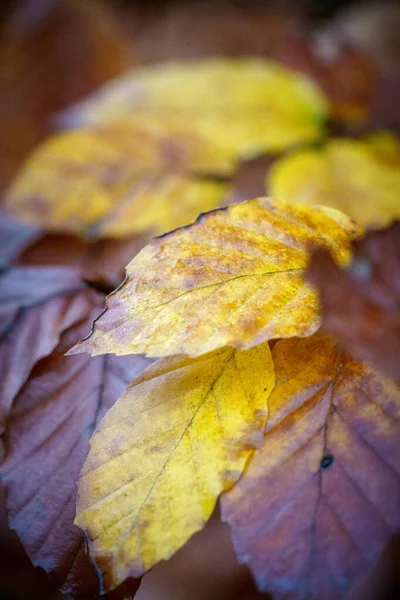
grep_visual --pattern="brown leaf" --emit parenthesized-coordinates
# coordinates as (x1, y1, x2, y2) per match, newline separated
(0, 266, 89, 444)
(0, 285, 151, 597)
(16, 231, 150, 289)
(0, 0, 133, 192)
(275, 32, 375, 124)
(307, 222, 400, 382)
(0, 209, 41, 267)
(222, 333, 400, 600)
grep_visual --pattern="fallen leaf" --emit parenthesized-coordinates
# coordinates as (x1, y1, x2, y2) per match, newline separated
(222, 333, 400, 600)
(16, 231, 151, 289)
(0, 267, 89, 444)
(70, 198, 360, 359)
(268, 134, 400, 228)
(276, 33, 375, 123)
(0, 209, 41, 267)
(75, 342, 274, 590)
(307, 221, 400, 382)
(61, 58, 329, 158)
(0, 0, 133, 192)
(0, 286, 151, 597)
(6, 126, 231, 238)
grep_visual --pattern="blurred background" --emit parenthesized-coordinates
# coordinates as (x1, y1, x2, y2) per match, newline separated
(1, 1, 400, 599)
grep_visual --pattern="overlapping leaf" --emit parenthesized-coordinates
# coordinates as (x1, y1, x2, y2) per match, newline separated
(5, 126, 230, 238)
(308, 221, 400, 382)
(268, 134, 400, 227)
(75, 342, 274, 590)
(222, 333, 400, 600)
(62, 58, 329, 157)
(71, 198, 360, 359)
(0, 278, 151, 598)
(0, 267, 88, 444)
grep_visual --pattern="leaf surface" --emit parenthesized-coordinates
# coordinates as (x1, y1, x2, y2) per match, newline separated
(6, 126, 230, 238)
(75, 342, 274, 590)
(0, 292, 151, 597)
(268, 134, 400, 227)
(71, 198, 360, 358)
(62, 58, 329, 157)
(307, 221, 400, 382)
(222, 333, 400, 599)
(0, 267, 88, 442)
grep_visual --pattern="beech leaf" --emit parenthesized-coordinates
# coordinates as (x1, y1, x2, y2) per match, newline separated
(307, 221, 400, 382)
(62, 58, 329, 157)
(70, 198, 361, 359)
(6, 126, 231, 238)
(0, 210, 41, 267)
(222, 333, 400, 600)
(0, 267, 88, 443)
(75, 342, 274, 590)
(0, 287, 151, 597)
(268, 134, 400, 228)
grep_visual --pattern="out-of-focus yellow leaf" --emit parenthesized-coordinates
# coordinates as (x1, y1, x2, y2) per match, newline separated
(268, 134, 400, 228)
(62, 58, 329, 158)
(6, 127, 231, 237)
(75, 342, 274, 590)
(69, 198, 361, 359)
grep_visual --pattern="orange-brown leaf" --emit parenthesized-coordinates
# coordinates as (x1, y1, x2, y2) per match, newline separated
(222, 333, 400, 599)
(307, 221, 400, 382)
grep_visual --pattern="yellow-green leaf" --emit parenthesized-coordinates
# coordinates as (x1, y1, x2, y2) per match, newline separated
(6, 126, 231, 237)
(75, 342, 274, 590)
(268, 134, 400, 228)
(70, 198, 361, 359)
(63, 58, 329, 158)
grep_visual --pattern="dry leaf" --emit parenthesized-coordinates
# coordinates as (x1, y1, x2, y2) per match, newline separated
(70, 198, 360, 359)
(0, 209, 41, 267)
(277, 33, 375, 123)
(268, 134, 400, 228)
(222, 333, 400, 600)
(0, 266, 88, 444)
(16, 231, 151, 289)
(75, 343, 274, 590)
(61, 58, 329, 158)
(6, 126, 231, 238)
(307, 221, 400, 382)
(0, 284, 151, 597)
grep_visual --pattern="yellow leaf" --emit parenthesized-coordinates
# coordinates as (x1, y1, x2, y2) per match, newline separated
(6, 127, 231, 237)
(63, 58, 329, 158)
(75, 342, 274, 589)
(70, 198, 361, 359)
(222, 332, 400, 599)
(268, 134, 400, 228)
